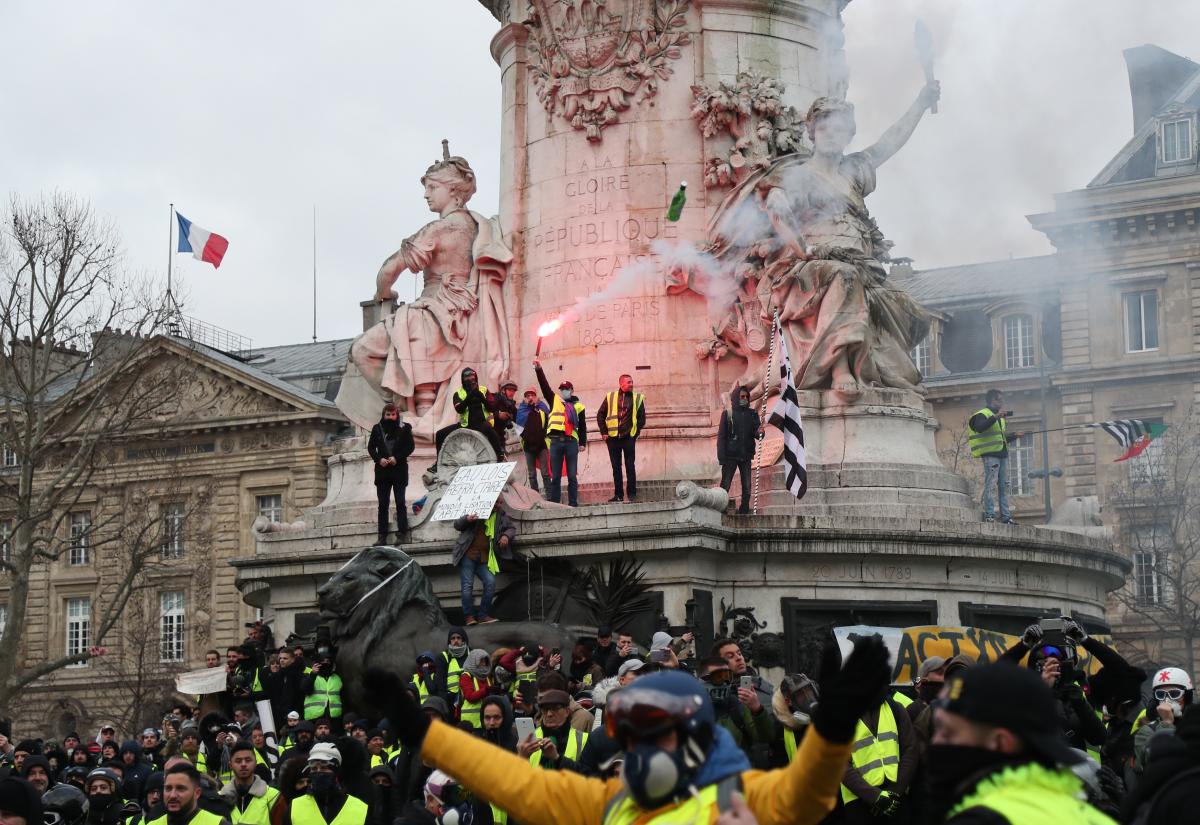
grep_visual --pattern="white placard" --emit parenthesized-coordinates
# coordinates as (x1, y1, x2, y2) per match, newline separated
(432, 462, 516, 521)
(175, 666, 228, 695)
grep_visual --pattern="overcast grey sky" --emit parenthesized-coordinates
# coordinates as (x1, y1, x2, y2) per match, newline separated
(3, 1, 1198, 347)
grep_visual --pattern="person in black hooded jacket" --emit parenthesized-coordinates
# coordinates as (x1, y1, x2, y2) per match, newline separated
(477, 695, 518, 752)
(434, 367, 504, 461)
(717, 385, 763, 514)
(367, 402, 415, 546)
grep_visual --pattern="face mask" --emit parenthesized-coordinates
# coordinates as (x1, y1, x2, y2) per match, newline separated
(522, 653, 538, 666)
(88, 793, 116, 812)
(926, 744, 1020, 811)
(449, 643, 467, 657)
(791, 710, 811, 725)
(738, 397, 749, 408)
(918, 682, 942, 703)
(620, 741, 691, 809)
(1167, 700, 1183, 719)
(558, 389, 571, 400)
(309, 772, 336, 795)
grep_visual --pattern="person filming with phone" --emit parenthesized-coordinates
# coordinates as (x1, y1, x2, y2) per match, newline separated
(698, 657, 776, 769)
(968, 388, 1028, 524)
(518, 690, 588, 772)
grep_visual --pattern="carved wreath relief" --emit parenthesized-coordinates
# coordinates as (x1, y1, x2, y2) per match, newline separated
(524, 0, 691, 141)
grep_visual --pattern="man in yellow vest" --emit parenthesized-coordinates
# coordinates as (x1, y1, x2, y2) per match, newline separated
(534, 359, 587, 507)
(517, 690, 588, 771)
(301, 657, 343, 725)
(436, 629, 471, 704)
(288, 744, 368, 825)
(434, 367, 505, 462)
(931, 663, 1117, 824)
(968, 389, 1025, 524)
(451, 506, 516, 626)
(838, 684, 918, 820)
(217, 742, 280, 824)
(150, 763, 230, 825)
(771, 673, 819, 766)
(597, 374, 646, 503)
(365, 636, 891, 825)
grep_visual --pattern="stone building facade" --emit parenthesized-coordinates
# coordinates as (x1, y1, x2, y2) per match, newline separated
(0, 334, 345, 737)
(906, 45, 1200, 668)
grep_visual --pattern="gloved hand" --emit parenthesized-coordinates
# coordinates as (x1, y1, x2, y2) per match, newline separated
(363, 667, 430, 749)
(1020, 623, 1043, 647)
(870, 790, 899, 817)
(1063, 618, 1088, 643)
(812, 636, 890, 743)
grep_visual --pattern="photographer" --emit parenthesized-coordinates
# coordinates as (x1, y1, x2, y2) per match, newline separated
(225, 646, 267, 718)
(301, 644, 343, 726)
(968, 388, 1025, 525)
(1001, 619, 1105, 754)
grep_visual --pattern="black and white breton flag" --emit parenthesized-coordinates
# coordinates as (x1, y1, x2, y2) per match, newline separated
(768, 314, 808, 500)
(1090, 419, 1153, 448)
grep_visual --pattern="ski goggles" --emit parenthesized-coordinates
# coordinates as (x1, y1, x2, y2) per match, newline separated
(606, 687, 703, 745)
(1154, 687, 1186, 702)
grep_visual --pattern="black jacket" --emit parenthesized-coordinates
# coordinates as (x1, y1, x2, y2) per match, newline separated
(267, 661, 307, 726)
(535, 365, 587, 446)
(717, 388, 762, 464)
(368, 419, 414, 484)
(968, 408, 1018, 457)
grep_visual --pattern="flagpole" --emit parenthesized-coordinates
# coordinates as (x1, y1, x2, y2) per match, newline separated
(751, 310, 779, 516)
(167, 202, 174, 302)
(312, 204, 318, 343)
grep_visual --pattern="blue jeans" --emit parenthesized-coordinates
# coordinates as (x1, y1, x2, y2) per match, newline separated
(459, 555, 495, 620)
(548, 436, 579, 506)
(981, 455, 1010, 520)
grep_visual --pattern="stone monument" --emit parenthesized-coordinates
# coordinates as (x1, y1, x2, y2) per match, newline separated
(236, 1, 1128, 678)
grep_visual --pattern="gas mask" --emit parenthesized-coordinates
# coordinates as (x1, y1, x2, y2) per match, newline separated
(620, 740, 693, 809)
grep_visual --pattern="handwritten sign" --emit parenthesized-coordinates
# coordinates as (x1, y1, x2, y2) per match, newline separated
(834, 624, 1113, 685)
(432, 462, 516, 521)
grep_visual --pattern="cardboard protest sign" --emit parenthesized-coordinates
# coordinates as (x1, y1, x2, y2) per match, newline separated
(834, 624, 1113, 685)
(432, 462, 516, 521)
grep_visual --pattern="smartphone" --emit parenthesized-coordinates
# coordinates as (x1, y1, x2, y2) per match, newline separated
(551, 648, 561, 657)
(740, 675, 754, 690)
(514, 716, 537, 742)
(1041, 617, 1065, 633)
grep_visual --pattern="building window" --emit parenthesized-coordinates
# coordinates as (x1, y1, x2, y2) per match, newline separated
(1003, 315, 1034, 369)
(1128, 419, 1167, 484)
(161, 503, 185, 560)
(65, 597, 90, 666)
(1131, 524, 1170, 606)
(911, 337, 931, 377)
(1006, 434, 1034, 496)
(1161, 118, 1193, 163)
(1124, 290, 1159, 353)
(68, 512, 90, 566)
(160, 591, 186, 663)
(1, 446, 17, 468)
(0, 521, 10, 564)
(0, 603, 6, 642)
(256, 494, 284, 524)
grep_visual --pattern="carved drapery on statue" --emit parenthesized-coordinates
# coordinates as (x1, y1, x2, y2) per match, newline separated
(337, 147, 513, 440)
(673, 94, 931, 401)
(524, 0, 691, 141)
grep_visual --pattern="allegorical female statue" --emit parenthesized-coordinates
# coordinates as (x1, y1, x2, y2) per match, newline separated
(337, 142, 512, 440)
(699, 82, 939, 400)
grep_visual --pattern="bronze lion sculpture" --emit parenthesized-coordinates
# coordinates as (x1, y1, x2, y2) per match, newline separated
(316, 545, 577, 714)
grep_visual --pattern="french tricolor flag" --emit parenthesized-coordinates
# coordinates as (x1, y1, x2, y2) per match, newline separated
(176, 212, 229, 268)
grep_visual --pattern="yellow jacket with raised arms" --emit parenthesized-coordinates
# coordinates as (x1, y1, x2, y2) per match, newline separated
(418, 715, 852, 825)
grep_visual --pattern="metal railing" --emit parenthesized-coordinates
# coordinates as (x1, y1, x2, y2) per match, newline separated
(168, 314, 252, 357)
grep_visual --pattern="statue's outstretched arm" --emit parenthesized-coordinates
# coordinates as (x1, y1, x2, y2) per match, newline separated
(864, 81, 940, 168)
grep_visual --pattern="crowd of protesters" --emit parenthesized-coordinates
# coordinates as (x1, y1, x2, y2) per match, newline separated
(1, 617, 1197, 825)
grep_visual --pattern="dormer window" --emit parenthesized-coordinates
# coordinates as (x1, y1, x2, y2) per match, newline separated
(1157, 109, 1196, 168)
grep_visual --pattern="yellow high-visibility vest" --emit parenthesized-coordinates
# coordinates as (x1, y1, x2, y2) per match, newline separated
(229, 786, 281, 825)
(969, 408, 1008, 458)
(529, 726, 588, 768)
(604, 391, 644, 438)
(442, 650, 464, 697)
(303, 674, 343, 720)
(289, 793, 368, 825)
(460, 675, 487, 728)
(455, 386, 491, 428)
(602, 775, 741, 825)
(546, 394, 585, 442)
(841, 701, 900, 803)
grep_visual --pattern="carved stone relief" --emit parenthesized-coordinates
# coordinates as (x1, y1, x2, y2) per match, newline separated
(524, 0, 691, 141)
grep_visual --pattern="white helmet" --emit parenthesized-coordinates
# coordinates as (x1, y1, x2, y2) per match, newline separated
(1153, 667, 1194, 691)
(307, 742, 341, 767)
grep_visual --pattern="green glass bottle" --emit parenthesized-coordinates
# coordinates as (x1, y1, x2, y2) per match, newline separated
(666, 181, 687, 222)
